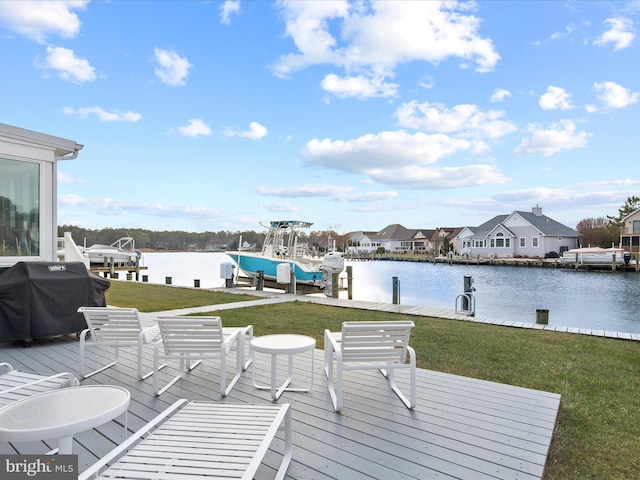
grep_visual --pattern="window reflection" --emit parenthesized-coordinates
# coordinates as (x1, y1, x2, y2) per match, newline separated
(0, 158, 39, 256)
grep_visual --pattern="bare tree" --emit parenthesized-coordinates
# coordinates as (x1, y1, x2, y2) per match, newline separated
(576, 217, 619, 247)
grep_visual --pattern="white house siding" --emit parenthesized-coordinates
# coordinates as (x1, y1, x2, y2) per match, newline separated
(0, 124, 82, 269)
(456, 208, 578, 259)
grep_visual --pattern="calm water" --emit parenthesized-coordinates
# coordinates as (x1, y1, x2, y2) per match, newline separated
(139, 252, 640, 334)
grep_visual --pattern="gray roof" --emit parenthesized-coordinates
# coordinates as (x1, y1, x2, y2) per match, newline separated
(515, 210, 579, 237)
(467, 211, 578, 238)
(467, 215, 509, 237)
(374, 224, 415, 241)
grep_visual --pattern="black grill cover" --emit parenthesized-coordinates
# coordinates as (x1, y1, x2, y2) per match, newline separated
(0, 262, 110, 342)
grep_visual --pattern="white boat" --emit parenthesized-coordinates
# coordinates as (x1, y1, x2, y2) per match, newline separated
(226, 220, 344, 293)
(559, 247, 628, 266)
(80, 237, 142, 265)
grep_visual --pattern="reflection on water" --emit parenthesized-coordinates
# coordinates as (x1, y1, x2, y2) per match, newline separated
(139, 252, 640, 334)
(345, 260, 640, 333)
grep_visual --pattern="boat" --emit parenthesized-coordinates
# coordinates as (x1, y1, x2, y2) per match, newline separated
(80, 237, 142, 265)
(226, 220, 344, 293)
(559, 247, 629, 266)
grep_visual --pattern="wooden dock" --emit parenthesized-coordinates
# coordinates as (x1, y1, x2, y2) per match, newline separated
(1, 297, 562, 479)
(344, 253, 640, 272)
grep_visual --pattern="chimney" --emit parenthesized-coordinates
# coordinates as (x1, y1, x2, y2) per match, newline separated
(532, 205, 542, 216)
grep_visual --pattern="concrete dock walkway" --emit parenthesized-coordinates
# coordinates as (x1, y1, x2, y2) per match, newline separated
(144, 286, 640, 342)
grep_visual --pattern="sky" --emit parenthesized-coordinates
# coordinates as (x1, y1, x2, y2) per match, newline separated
(1, 1, 639, 235)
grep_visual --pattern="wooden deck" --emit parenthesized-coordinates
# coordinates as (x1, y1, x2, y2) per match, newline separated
(1, 302, 561, 480)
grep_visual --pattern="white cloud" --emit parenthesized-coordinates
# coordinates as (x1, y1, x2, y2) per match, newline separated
(550, 24, 576, 41)
(37, 46, 95, 83)
(256, 184, 345, 198)
(491, 88, 511, 103)
(539, 86, 574, 110)
(320, 72, 398, 99)
(302, 130, 473, 171)
(220, 0, 240, 25)
(177, 119, 212, 137)
(300, 130, 508, 189)
(395, 101, 517, 139)
(57, 172, 85, 184)
(514, 120, 590, 157)
(239, 122, 268, 140)
(262, 201, 299, 213)
(593, 81, 639, 108)
(366, 164, 509, 189)
(255, 184, 398, 203)
(59, 195, 229, 221)
(225, 122, 268, 140)
(0, 0, 88, 43)
(274, 1, 499, 99)
(419, 75, 435, 89)
(340, 190, 398, 202)
(59, 193, 86, 206)
(63, 106, 141, 123)
(579, 178, 640, 188)
(593, 17, 635, 50)
(154, 48, 192, 86)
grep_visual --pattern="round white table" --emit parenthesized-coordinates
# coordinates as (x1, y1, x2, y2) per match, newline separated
(0, 385, 130, 454)
(250, 334, 315, 400)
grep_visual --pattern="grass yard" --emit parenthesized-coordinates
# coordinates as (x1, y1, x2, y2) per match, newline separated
(106, 282, 640, 480)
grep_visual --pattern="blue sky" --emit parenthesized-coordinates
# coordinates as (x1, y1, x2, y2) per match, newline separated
(1, 1, 639, 234)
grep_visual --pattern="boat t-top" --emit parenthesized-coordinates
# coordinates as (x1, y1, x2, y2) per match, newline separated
(226, 220, 344, 294)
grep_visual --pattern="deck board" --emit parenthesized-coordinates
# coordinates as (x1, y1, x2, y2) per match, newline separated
(1, 311, 560, 479)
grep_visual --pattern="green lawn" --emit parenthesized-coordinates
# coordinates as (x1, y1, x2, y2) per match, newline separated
(107, 282, 640, 479)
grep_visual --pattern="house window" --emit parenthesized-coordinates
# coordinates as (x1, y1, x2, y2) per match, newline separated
(495, 232, 504, 248)
(0, 157, 40, 257)
(520, 237, 526, 247)
(532, 237, 539, 247)
(633, 220, 640, 234)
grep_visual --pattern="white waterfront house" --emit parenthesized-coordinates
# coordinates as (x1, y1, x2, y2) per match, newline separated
(347, 224, 415, 253)
(0, 123, 83, 270)
(456, 206, 579, 259)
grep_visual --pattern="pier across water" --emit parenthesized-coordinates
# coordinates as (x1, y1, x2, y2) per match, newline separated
(168, 286, 640, 343)
(344, 253, 640, 272)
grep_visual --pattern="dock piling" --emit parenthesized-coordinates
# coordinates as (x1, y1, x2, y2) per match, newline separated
(536, 309, 549, 325)
(392, 276, 400, 305)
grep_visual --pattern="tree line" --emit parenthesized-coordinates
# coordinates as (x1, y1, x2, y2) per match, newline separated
(57, 225, 344, 252)
(58, 196, 639, 253)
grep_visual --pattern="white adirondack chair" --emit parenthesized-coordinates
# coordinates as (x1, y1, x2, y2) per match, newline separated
(0, 363, 79, 408)
(324, 321, 416, 412)
(77, 306, 161, 379)
(152, 316, 243, 397)
(78, 400, 292, 480)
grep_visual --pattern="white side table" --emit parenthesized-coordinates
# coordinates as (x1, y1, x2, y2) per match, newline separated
(0, 385, 130, 454)
(250, 334, 315, 400)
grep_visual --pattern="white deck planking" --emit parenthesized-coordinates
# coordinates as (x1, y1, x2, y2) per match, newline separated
(1, 318, 560, 480)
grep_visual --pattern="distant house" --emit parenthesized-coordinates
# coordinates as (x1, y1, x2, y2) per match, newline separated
(346, 230, 378, 253)
(0, 123, 83, 270)
(347, 224, 464, 254)
(401, 229, 435, 253)
(456, 206, 579, 259)
(377, 224, 415, 253)
(430, 227, 464, 256)
(620, 208, 640, 254)
(347, 224, 415, 253)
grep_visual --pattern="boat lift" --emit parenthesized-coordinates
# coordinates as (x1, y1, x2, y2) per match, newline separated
(455, 275, 475, 316)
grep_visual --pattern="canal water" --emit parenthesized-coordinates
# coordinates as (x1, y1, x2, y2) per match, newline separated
(138, 251, 640, 334)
